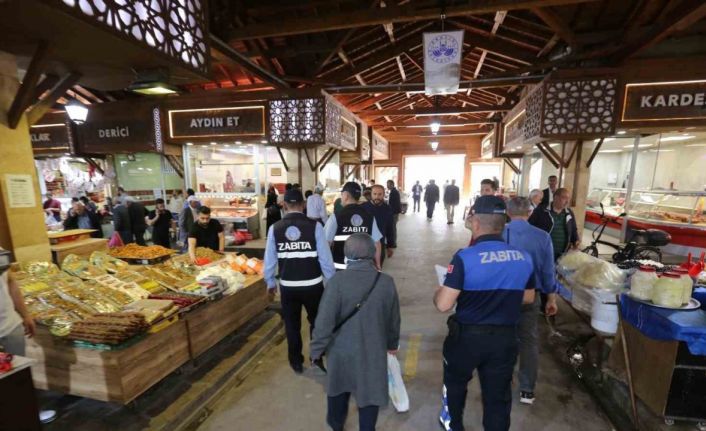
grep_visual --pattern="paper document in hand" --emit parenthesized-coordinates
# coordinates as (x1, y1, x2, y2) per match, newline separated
(435, 265, 448, 286)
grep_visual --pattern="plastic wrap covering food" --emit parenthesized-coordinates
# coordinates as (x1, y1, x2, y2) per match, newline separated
(82, 280, 134, 306)
(93, 275, 150, 302)
(571, 260, 627, 292)
(61, 254, 107, 279)
(24, 297, 78, 336)
(557, 251, 600, 274)
(35, 291, 96, 320)
(54, 284, 122, 314)
(108, 244, 175, 260)
(652, 274, 683, 308)
(67, 312, 148, 345)
(17, 279, 51, 295)
(89, 251, 128, 273)
(22, 261, 60, 277)
(197, 263, 245, 292)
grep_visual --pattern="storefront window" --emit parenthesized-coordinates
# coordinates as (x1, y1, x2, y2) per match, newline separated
(318, 148, 340, 192)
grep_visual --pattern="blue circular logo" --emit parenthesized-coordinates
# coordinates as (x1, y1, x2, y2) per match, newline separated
(285, 226, 301, 241)
(428, 34, 459, 64)
(351, 214, 363, 227)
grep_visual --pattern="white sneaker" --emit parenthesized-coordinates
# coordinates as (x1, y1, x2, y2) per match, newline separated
(520, 391, 535, 405)
(39, 409, 57, 424)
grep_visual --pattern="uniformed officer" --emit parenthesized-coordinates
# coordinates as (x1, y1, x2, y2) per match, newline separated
(323, 181, 383, 270)
(434, 195, 536, 431)
(264, 189, 336, 374)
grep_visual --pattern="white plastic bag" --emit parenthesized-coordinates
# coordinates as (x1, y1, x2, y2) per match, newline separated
(387, 353, 409, 412)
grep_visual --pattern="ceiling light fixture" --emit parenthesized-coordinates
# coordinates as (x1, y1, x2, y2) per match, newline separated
(127, 68, 179, 95)
(64, 101, 89, 124)
(598, 150, 622, 153)
(617, 130, 627, 135)
(430, 121, 441, 135)
(186, 142, 193, 146)
(430, 141, 439, 151)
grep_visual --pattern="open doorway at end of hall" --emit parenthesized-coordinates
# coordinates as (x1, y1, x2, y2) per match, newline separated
(403, 153, 466, 196)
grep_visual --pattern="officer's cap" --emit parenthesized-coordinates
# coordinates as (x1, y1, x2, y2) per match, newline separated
(341, 182, 362, 200)
(284, 189, 304, 203)
(471, 195, 507, 216)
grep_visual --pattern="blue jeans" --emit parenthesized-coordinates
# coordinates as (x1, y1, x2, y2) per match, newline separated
(442, 320, 518, 431)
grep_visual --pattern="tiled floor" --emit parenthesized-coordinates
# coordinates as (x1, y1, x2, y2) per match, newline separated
(197, 208, 614, 431)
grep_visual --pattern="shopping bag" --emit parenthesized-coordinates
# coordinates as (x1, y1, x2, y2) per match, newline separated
(387, 353, 409, 412)
(108, 232, 124, 248)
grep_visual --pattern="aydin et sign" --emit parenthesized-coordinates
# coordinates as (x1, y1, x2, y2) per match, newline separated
(622, 80, 706, 122)
(168, 106, 265, 140)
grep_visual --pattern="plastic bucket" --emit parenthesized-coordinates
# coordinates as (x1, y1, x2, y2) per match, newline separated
(590, 290, 619, 334)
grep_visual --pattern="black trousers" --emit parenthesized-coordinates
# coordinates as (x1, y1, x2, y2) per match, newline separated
(380, 243, 386, 268)
(413, 197, 421, 212)
(426, 201, 436, 219)
(280, 284, 324, 366)
(443, 320, 518, 431)
(327, 392, 379, 431)
(152, 230, 171, 248)
(133, 230, 146, 246)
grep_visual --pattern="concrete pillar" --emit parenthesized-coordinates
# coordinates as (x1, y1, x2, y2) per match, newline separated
(0, 51, 51, 262)
(562, 141, 593, 240)
(284, 148, 315, 189)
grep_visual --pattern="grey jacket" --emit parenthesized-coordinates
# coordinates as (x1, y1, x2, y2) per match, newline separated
(310, 260, 400, 407)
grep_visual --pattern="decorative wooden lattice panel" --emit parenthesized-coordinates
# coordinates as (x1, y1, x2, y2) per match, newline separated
(524, 85, 543, 141)
(325, 99, 341, 148)
(269, 98, 325, 147)
(56, 0, 209, 74)
(541, 78, 617, 136)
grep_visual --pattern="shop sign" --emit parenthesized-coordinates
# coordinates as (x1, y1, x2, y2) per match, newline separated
(340, 117, 357, 151)
(30, 123, 70, 151)
(503, 109, 525, 152)
(168, 106, 265, 139)
(75, 103, 158, 154)
(372, 132, 389, 160)
(361, 135, 371, 162)
(481, 131, 494, 159)
(622, 80, 706, 122)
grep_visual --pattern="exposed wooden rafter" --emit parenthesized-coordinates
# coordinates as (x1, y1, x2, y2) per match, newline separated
(532, 7, 578, 50)
(355, 104, 513, 117)
(227, 0, 598, 41)
(7, 41, 50, 129)
(27, 72, 82, 126)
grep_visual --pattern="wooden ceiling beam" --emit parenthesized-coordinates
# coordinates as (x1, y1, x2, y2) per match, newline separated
(7, 41, 50, 129)
(324, 74, 545, 94)
(447, 20, 538, 64)
(531, 6, 578, 50)
(369, 118, 498, 127)
(30, 73, 59, 103)
(380, 126, 493, 137)
(227, 0, 600, 40)
(322, 35, 421, 81)
(26, 72, 82, 126)
(610, 0, 706, 62)
(210, 36, 290, 89)
(355, 104, 513, 117)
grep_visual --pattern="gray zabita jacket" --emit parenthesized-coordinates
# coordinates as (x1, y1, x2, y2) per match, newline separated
(310, 260, 401, 407)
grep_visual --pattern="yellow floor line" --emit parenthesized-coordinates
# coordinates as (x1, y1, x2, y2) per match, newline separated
(403, 333, 422, 380)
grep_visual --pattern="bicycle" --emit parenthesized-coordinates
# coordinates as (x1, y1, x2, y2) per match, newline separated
(582, 204, 670, 263)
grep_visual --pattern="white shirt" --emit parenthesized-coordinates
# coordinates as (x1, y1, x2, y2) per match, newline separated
(168, 196, 184, 213)
(306, 193, 328, 224)
(0, 272, 22, 337)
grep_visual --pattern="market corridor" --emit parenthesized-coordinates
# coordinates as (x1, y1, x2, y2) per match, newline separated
(196, 211, 613, 431)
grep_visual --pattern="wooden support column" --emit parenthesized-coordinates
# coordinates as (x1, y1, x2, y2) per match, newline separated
(275, 147, 290, 172)
(562, 140, 593, 240)
(0, 52, 51, 263)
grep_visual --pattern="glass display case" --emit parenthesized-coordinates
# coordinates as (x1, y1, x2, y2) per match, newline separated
(585, 188, 627, 218)
(587, 187, 706, 227)
(198, 194, 261, 239)
(627, 191, 706, 226)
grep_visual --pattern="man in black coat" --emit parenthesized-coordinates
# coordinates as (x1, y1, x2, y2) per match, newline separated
(443, 179, 460, 225)
(63, 202, 103, 238)
(540, 175, 559, 208)
(386, 180, 402, 240)
(424, 180, 440, 221)
(528, 187, 580, 260)
(126, 197, 148, 246)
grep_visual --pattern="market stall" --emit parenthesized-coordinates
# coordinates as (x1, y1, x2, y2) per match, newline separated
(17, 247, 269, 404)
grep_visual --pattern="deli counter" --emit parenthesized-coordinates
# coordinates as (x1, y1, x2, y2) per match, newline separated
(198, 194, 261, 240)
(585, 188, 706, 255)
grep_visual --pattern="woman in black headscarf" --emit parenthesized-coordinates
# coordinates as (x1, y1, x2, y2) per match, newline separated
(265, 186, 281, 233)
